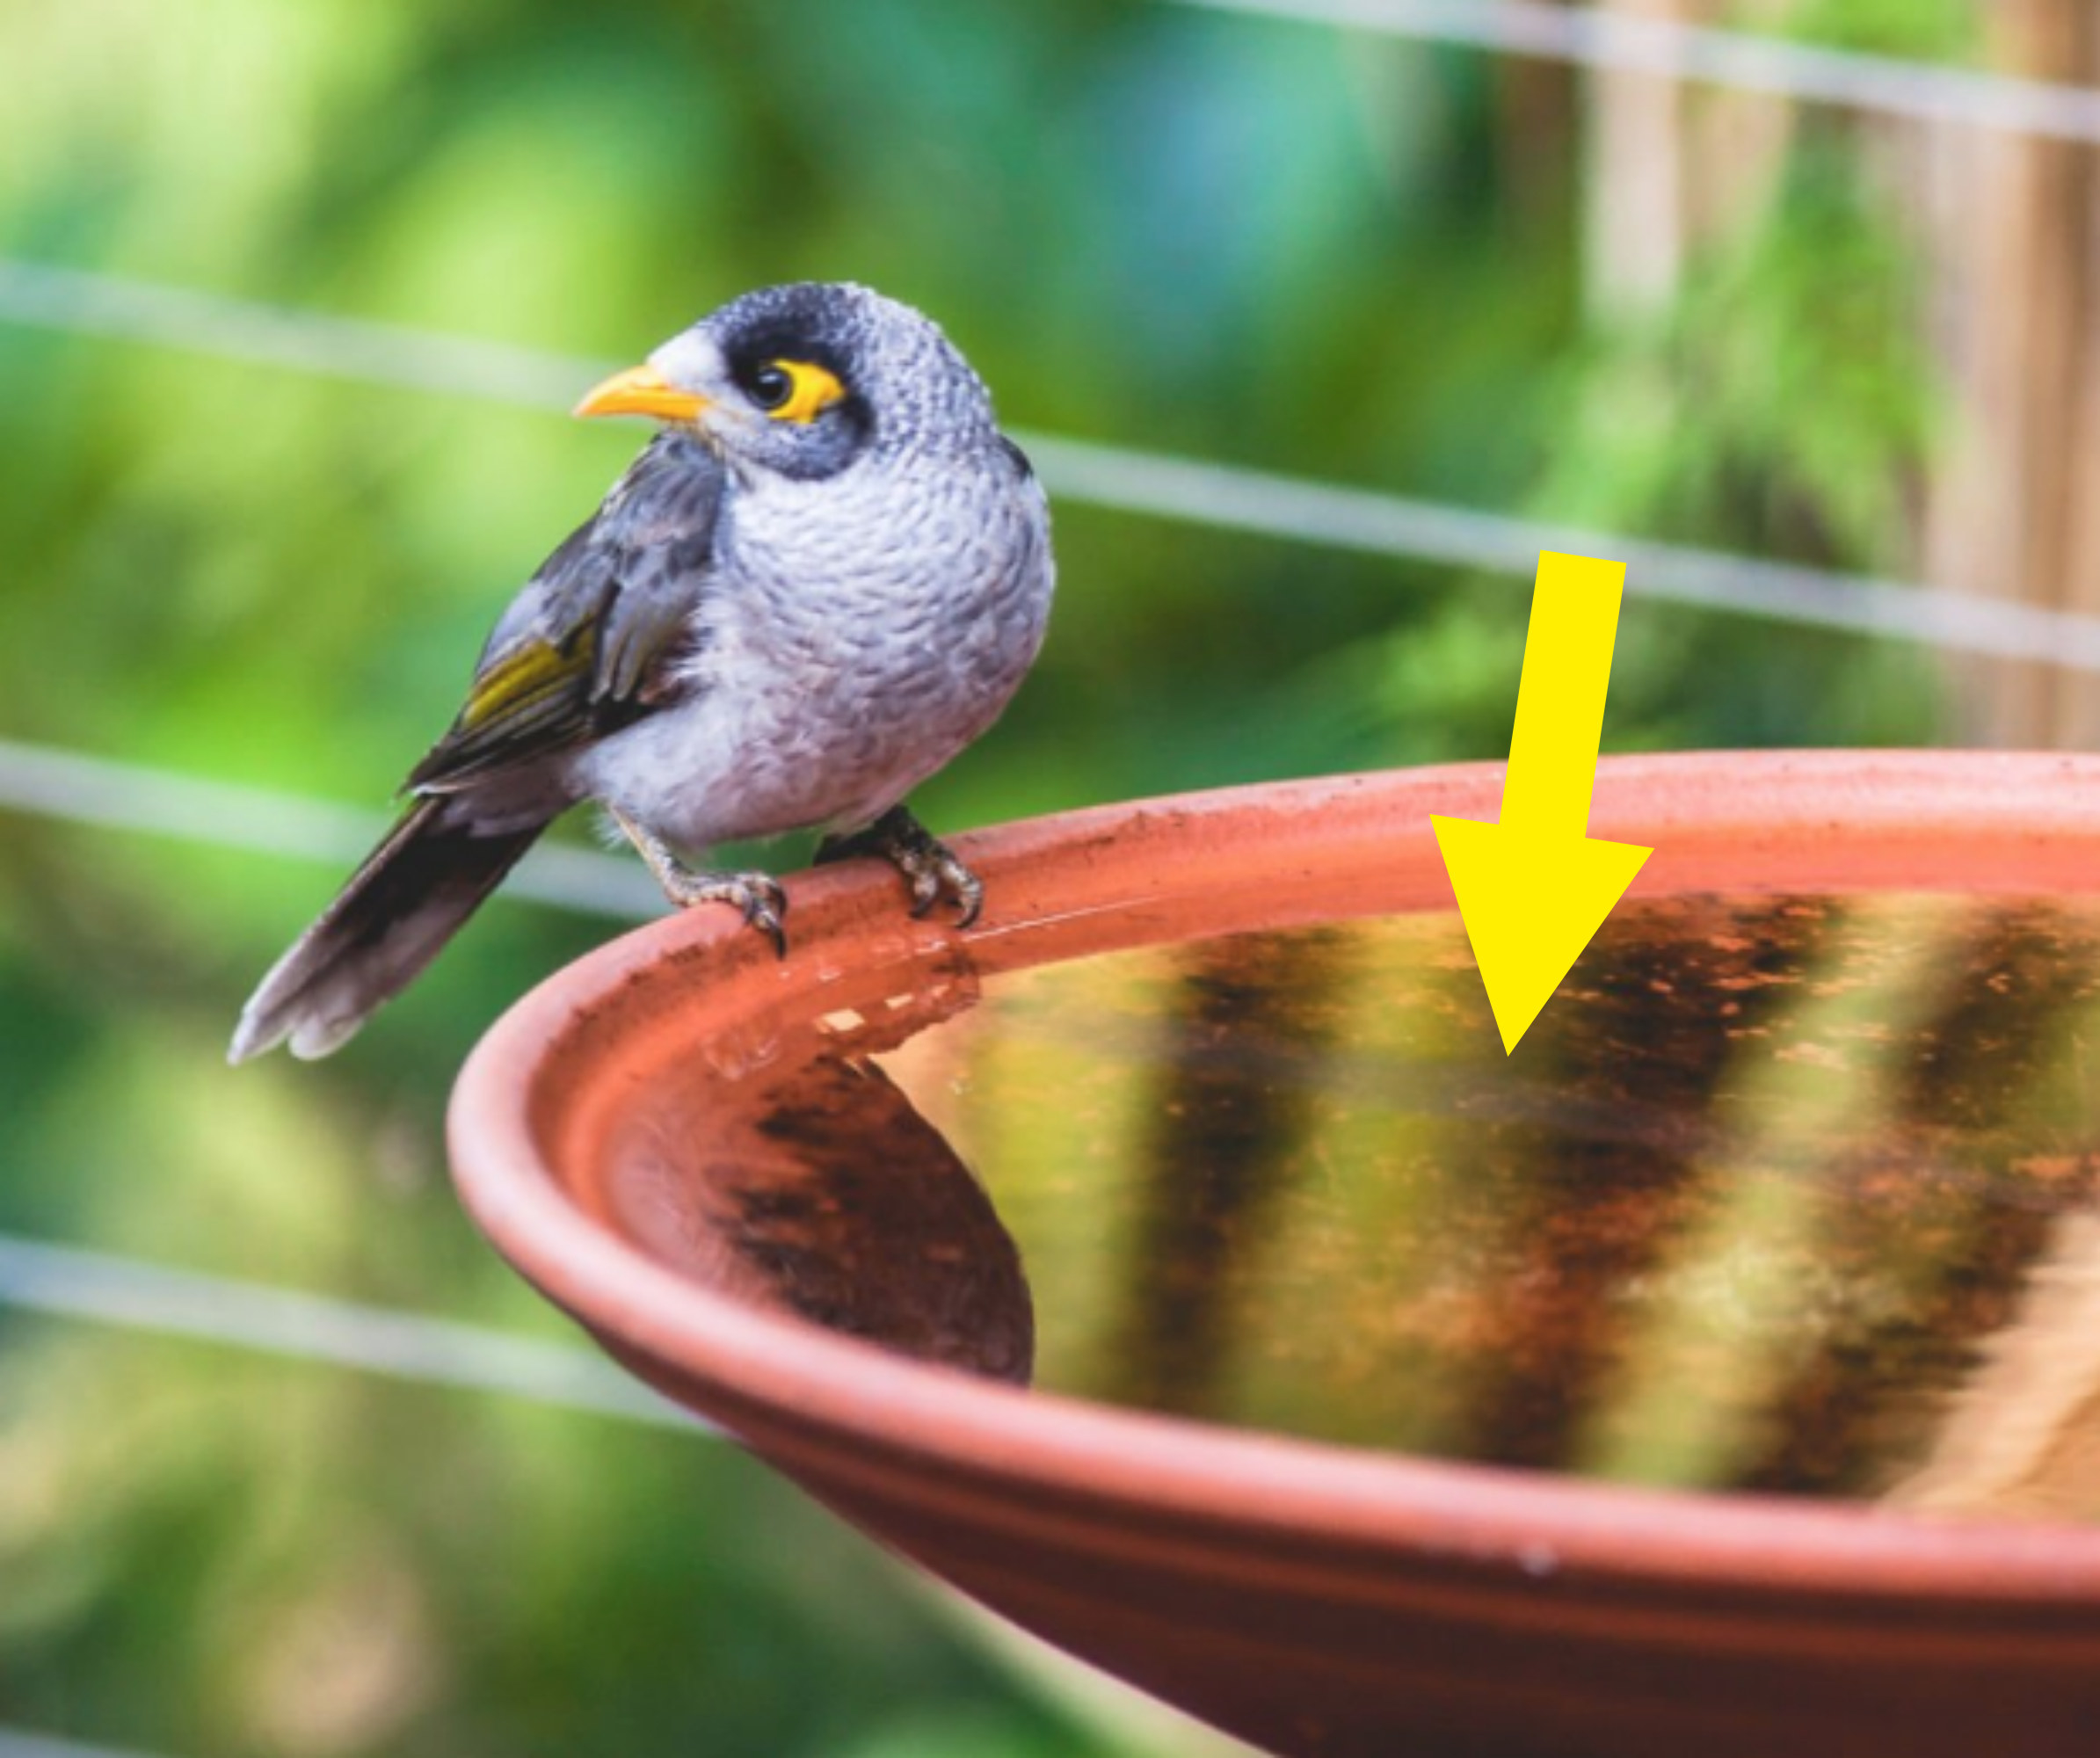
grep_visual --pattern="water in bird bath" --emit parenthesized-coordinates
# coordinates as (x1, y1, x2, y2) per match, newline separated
(589, 890, 2100, 1522)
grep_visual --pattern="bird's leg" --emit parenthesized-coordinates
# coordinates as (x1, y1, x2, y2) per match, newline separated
(814, 805, 985, 929)
(609, 808, 788, 957)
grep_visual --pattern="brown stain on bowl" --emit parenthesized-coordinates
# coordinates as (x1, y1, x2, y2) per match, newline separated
(452, 752, 2100, 1757)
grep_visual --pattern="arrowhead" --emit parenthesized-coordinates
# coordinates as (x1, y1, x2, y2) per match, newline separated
(1431, 816, 1653, 1054)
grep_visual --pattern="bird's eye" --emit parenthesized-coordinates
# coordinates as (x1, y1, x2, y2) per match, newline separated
(746, 359, 847, 424)
(747, 364, 792, 410)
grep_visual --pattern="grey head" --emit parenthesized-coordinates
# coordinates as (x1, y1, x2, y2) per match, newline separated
(585, 282, 1003, 483)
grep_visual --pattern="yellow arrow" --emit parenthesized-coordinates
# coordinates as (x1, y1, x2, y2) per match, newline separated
(1432, 552, 1653, 1054)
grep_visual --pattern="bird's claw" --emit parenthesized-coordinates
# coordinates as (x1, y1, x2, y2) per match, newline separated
(664, 868, 790, 958)
(817, 806, 984, 929)
(609, 809, 791, 958)
(905, 851, 983, 927)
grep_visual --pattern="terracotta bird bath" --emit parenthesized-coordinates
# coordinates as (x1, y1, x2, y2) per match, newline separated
(450, 752, 2100, 1757)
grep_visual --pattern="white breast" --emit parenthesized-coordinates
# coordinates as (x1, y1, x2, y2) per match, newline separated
(575, 451, 1053, 850)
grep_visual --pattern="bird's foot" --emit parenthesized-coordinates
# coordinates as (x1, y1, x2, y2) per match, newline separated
(816, 805, 984, 928)
(660, 868, 789, 957)
(612, 809, 788, 956)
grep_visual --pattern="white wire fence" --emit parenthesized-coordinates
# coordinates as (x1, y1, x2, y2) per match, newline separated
(0, 0, 2092, 1518)
(1171, 0, 2100, 145)
(0, 1232, 697, 1428)
(0, 737, 664, 920)
(6, 258, 2100, 671)
(0, 1730, 181, 1758)
(0, 1231, 703, 1758)
(4, 6, 2098, 1750)
(2, 220, 2094, 1471)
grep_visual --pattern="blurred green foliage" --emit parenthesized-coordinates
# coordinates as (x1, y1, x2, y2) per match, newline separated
(0, 1, 1976, 1754)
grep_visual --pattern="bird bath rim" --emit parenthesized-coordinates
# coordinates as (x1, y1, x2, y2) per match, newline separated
(449, 749, 2100, 1613)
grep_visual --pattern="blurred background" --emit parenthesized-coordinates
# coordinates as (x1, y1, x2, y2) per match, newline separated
(4, 0, 2099, 1753)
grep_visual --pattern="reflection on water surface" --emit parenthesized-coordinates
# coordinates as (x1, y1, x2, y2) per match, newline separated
(636, 893, 2100, 1519)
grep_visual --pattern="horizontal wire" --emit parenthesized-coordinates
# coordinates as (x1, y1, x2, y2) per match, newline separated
(2, 258, 2092, 671)
(0, 736, 665, 920)
(0, 1730, 178, 1758)
(0, 1231, 702, 1431)
(1026, 436, 2100, 670)
(0, 257, 601, 409)
(1166, 0, 2100, 146)
(0, 1229, 712, 1758)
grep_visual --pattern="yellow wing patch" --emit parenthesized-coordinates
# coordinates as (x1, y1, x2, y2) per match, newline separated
(460, 626, 597, 733)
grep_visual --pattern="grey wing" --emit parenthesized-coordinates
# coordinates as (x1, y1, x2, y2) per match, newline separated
(406, 435, 724, 793)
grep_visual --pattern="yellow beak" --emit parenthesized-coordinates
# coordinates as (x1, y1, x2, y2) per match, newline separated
(573, 364, 710, 423)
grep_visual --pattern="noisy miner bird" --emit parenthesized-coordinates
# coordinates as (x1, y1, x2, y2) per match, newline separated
(231, 282, 1053, 1062)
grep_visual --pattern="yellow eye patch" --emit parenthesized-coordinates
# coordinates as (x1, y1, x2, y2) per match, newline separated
(759, 359, 847, 424)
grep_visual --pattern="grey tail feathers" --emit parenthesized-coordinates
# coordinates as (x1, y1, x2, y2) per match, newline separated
(229, 797, 549, 1064)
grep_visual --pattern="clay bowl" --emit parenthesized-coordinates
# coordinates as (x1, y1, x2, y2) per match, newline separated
(451, 752, 2100, 1758)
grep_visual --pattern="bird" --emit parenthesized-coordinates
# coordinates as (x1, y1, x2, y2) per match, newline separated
(230, 281, 1054, 1063)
